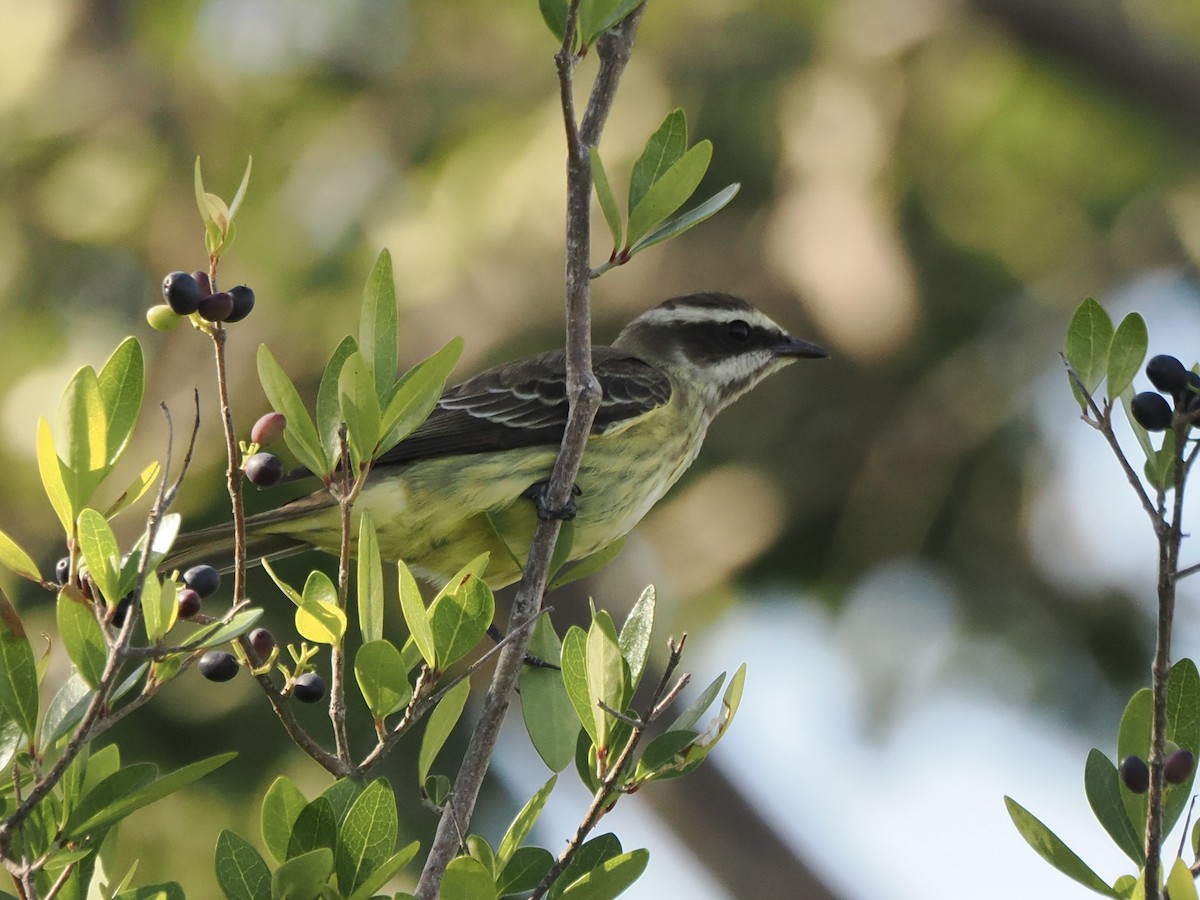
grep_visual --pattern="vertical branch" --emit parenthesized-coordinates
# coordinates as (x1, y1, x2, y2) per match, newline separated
(414, 5, 646, 897)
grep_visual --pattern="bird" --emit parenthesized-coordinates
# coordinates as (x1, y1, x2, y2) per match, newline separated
(167, 292, 828, 588)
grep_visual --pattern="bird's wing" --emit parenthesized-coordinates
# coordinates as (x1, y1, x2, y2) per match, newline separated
(375, 347, 672, 467)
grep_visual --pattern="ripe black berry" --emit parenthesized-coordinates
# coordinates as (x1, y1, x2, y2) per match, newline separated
(177, 587, 202, 619)
(245, 452, 283, 487)
(198, 291, 235, 322)
(191, 270, 212, 296)
(183, 565, 221, 599)
(1131, 392, 1172, 432)
(248, 627, 276, 662)
(1165, 749, 1195, 785)
(293, 672, 326, 703)
(162, 272, 202, 316)
(251, 412, 287, 447)
(199, 650, 239, 682)
(1120, 755, 1150, 794)
(225, 285, 256, 323)
(111, 595, 132, 628)
(55, 557, 70, 585)
(1146, 355, 1188, 396)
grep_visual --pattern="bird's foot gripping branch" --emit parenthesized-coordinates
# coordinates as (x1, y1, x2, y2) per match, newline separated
(1007, 298, 1200, 900)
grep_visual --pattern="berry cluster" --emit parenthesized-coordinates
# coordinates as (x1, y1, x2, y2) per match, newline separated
(148, 270, 255, 330)
(1131, 354, 1200, 433)
(1118, 749, 1194, 794)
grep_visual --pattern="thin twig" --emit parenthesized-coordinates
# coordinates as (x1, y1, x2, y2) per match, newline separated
(209, 325, 248, 604)
(329, 424, 354, 765)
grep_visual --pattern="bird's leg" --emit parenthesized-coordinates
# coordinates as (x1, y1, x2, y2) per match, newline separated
(487, 623, 560, 670)
(522, 480, 582, 521)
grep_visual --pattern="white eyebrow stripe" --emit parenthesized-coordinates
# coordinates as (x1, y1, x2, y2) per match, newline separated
(633, 305, 783, 330)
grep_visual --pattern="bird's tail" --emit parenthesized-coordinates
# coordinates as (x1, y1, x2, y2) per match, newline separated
(162, 518, 312, 576)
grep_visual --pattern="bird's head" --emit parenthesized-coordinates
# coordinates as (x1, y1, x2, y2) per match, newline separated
(613, 292, 828, 415)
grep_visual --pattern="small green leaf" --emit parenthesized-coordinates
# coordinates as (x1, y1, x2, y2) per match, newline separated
(626, 141, 712, 249)
(377, 337, 464, 458)
(272, 849, 334, 897)
(1065, 298, 1115, 405)
(102, 461, 161, 520)
(140, 570, 176, 644)
(497, 846, 554, 897)
(425, 774, 451, 808)
(77, 508, 121, 606)
(0, 590, 38, 741)
(428, 575, 494, 669)
(59, 365, 108, 512)
(586, 610, 626, 755)
(1168, 859, 1199, 900)
(262, 560, 304, 607)
(497, 775, 556, 869)
(257, 344, 328, 477)
(549, 537, 625, 591)
(628, 183, 740, 256)
(559, 848, 650, 900)
(320, 778, 364, 827)
(287, 797, 337, 860)
(419, 678, 471, 785)
(520, 617, 578, 772)
(338, 350, 381, 473)
(0, 531, 40, 583)
(42, 673, 91, 750)
(227, 156, 253, 220)
(335, 779, 398, 896)
(355, 640, 412, 719)
(360, 249, 399, 400)
(296, 600, 346, 646)
(57, 588, 107, 689)
(357, 511, 384, 643)
(1083, 749, 1142, 864)
(346, 841, 420, 900)
(635, 730, 699, 783)
(561, 625, 595, 744)
(539, 0, 568, 40)
(262, 776, 308, 865)
(548, 834, 622, 900)
(214, 830, 271, 900)
(97, 337, 144, 467)
(1165, 658, 1200, 834)
(317, 335, 360, 467)
(1106, 314, 1148, 400)
(398, 560, 435, 667)
(443, 855, 497, 900)
(467, 835, 496, 879)
(1004, 797, 1120, 897)
(37, 417, 73, 532)
(669, 672, 726, 733)
(618, 586, 654, 697)
(628, 109, 688, 214)
(180, 608, 263, 649)
(581, 0, 642, 44)
(590, 147, 623, 252)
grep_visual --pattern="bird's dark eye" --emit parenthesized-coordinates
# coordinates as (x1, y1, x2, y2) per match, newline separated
(727, 319, 750, 341)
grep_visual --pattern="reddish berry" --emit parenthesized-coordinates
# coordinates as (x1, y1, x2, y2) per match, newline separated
(191, 270, 212, 296)
(248, 628, 276, 662)
(251, 412, 287, 447)
(1165, 749, 1195, 785)
(177, 587, 202, 619)
(198, 291, 235, 322)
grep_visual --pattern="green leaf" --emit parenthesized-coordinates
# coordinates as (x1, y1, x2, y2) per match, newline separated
(114, 884, 185, 900)
(377, 337, 464, 458)
(669, 672, 726, 733)
(97, 337, 144, 467)
(262, 560, 304, 607)
(296, 571, 345, 645)
(1065, 297, 1114, 405)
(228, 156, 253, 220)
(467, 835, 496, 879)
(559, 848, 649, 900)
(628, 110, 688, 214)
(66, 762, 158, 836)
(42, 672, 93, 750)
(497, 846, 554, 897)
(561, 625, 595, 744)
(102, 461, 162, 520)
(497, 775, 556, 869)
(37, 417, 73, 532)
(582, 0, 642, 44)
(180, 608, 263, 650)
(0, 531, 40, 583)
(272, 848, 334, 898)
(354, 640, 412, 720)
(77, 508, 121, 606)
(338, 350, 381, 473)
(1106, 314, 1148, 400)
(1168, 859, 1199, 900)
(346, 841, 420, 900)
(57, 588, 107, 689)
(66, 753, 236, 838)
(320, 778, 364, 827)
(429, 575, 494, 669)
(590, 147, 623, 251)
(635, 730, 698, 783)
(419, 678, 471, 785)
(360, 249, 399, 400)
(316, 335, 359, 468)
(442, 855, 497, 900)
(688, 662, 746, 761)
(1164, 658, 1200, 835)
(1083, 749, 1143, 864)
(335, 779, 397, 896)
(520, 616, 578, 772)
(58, 365, 109, 512)
(549, 538, 625, 591)
(287, 797, 338, 860)
(262, 776, 308, 865)
(539, 0, 568, 40)
(398, 560, 435, 667)
(1117, 688, 1152, 842)
(0, 590, 38, 741)
(139, 570, 174, 644)
(628, 183, 740, 256)
(214, 830, 272, 900)
(356, 511, 383, 643)
(1004, 797, 1120, 897)
(257, 344, 328, 477)
(425, 774, 451, 808)
(618, 586, 654, 697)
(586, 610, 626, 755)
(548, 834, 622, 900)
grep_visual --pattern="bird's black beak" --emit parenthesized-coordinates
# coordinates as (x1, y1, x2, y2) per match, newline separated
(775, 335, 829, 360)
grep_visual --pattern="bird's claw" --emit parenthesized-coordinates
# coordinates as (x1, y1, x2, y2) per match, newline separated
(523, 480, 581, 521)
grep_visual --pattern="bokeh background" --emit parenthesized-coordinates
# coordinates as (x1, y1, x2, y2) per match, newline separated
(3, 0, 1200, 896)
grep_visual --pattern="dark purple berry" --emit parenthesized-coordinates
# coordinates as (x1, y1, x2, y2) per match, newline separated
(198, 291, 235, 322)
(1131, 392, 1172, 432)
(198, 650, 239, 682)
(225, 285, 256, 323)
(55, 557, 70, 585)
(248, 628, 276, 662)
(191, 270, 212, 296)
(1120, 755, 1150, 794)
(1146, 355, 1188, 396)
(245, 452, 283, 487)
(293, 672, 326, 703)
(162, 271, 202, 316)
(1165, 749, 1195, 785)
(177, 587, 202, 619)
(251, 412, 287, 447)
(111, 594, 132, 628)
(183, 565, 221, 599)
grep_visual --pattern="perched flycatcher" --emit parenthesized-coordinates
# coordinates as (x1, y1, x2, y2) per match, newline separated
(169, 292, 828, 587)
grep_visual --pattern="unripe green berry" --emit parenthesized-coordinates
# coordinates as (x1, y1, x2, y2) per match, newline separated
(146, 305, 183, 331)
